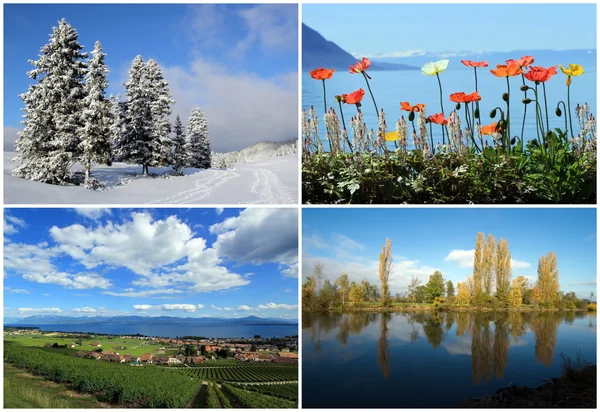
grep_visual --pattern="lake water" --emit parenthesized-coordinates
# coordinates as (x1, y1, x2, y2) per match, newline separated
(16, 323, 298, 339)
(302, 69, 596, 150)
(302, 311, 596, 408)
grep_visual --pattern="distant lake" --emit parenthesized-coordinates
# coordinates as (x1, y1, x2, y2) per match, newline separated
(302, 69, 596, 150)
(15, 323, 298, 339)
(302, 311, 596, 408)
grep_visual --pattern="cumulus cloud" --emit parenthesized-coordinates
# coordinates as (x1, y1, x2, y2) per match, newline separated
(103, 288, 185, 298)
(237, 305, 253, 311)
(74, 208, 112, 220)
(210, 208, 298, 272)
(4, 287, 30, 294)
(215, 208, 224, 215)
(73, 307, 96, 313)
(257, 302, 298, 310)
(18, 307, 62, 314)
(4, 126, 19, 151)
(444, 249, 530, 270)
(23, 272, 111, 290)
(4, 241, 59, 274)
(4, 215, 26, 235)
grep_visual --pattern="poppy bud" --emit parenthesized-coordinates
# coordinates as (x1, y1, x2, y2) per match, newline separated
(555, 107, 562, 117)
(531, 139, 539, 147)
(490, 109, 497, 119)
(335, 95, 342, 103)
(499, 120, 507, 130)
(510, 137, 516, 145)
(455, 103, 461, 110)
(474, 108, 480, 119)
(425, 118, 431, 124)
(545, 131, 552, 140)
(408, 111, 415, 122)
(502, 93, 509, 102)
(520, 85, 528, 92)
(522, 98, 532, 105)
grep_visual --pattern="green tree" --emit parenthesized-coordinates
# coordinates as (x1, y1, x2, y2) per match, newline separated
(415, 285, 427, 303)
(425, 271, 445, 303)
(456, 282, 470, 306)
(335, 273, 350, 306)
(302, 276, 316, 311)
(349, 282, 364, 306)
(446, 280, 455, 299)
(379, 239, 393, 307)
(408, 276, 421, 304)
(250, 343, 257, 352)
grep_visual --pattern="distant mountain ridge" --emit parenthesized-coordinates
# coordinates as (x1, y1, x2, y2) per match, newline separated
(5, 315, 298, 326)
(302, 23, 418, 71)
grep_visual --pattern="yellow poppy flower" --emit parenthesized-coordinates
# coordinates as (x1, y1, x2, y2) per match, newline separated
(421, 60, 449, 76)
(559, 64, 584, 77)
(385, 131, 402, 141)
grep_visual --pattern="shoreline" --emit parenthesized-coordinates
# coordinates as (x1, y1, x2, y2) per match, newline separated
(303, 306, 592, 313)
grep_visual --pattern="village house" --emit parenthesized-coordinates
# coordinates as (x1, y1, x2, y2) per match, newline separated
(140, 353, 154, 364)
(89, 342, 102, 347)
(167, 357, 182, 365)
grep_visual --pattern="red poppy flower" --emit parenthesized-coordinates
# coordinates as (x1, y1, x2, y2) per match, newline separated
(480, 122, 501, 136)
(523, 66, 557, 83)
(400, 101, 426, 112)
(309, 68, 335, 80)
(506, 56, 534, 67)
(461, 60, 488, 68)
(341, 88, 365, 105)
(428, 113, 448, 125)
(449, 91, 482, 103)
(490, 64, 523, 77)
(349, 57, 371, 74)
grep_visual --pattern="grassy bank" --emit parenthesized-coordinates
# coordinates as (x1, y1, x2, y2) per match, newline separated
(4, 362, 106, 408)
(304, 302, 592, 313)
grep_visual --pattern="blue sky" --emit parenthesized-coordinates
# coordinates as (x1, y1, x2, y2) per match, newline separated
(4, 208, 298, 319)
(4, 4, 298, 152)
(303, 208, 597, 299)
(303, 4, 596, 55)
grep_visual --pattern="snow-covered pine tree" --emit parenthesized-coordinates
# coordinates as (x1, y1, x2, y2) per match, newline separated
(108, 93, 127, 163)
(145, 59, 175, 168)
(80, 41, 111, 179)
(119, 55, 154, 175)
(13, 18, 87, 184)
(186, 108, 211, 169)
(171, 115, 188, 174)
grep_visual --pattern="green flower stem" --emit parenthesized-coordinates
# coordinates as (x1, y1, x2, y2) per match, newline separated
(505, 76, 511, 152)
(520, 74, 527, 145)
(322, 80, 327, 115)
(429, 122, 435, 154)
(567, 80, 574, 138)
(435, 73, 448, 143)
(465, 103, 481, 152)
(541, 82, 550, 132)
(474, 67, 481, 137)
(337, 100, 352, 152)
(362, 72, 378, 115)
(557, 101, 568, 137)
(533, 85, 545, 139)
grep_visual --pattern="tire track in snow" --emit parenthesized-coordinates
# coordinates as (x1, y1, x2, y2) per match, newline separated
(149, 170, 239, 204)
(249, 168, 295, 204)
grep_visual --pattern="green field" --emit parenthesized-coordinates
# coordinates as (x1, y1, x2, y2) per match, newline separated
(4, 342, 298, 408)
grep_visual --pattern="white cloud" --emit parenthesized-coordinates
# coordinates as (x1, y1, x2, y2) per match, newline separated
(284, 289, 291, 293)
(444, 249, 475, 268)
(4, 287, 30, 294)
(237, 305, 253, 311)
(18, 307, 61, 314)
(23, 272, 111, 290)
(133, 303, 204, 313)
(257, 302, 298, 310)
(210, 208, 298, 271)
(351, 50, 427, 59)
(444, 249, 530, 270)
(162, 62, 297, 152)
(74, 208, 112, 220)
(4, 215, 26, 235)
(4, 126, 19, 151)
(568, 280, 597, 286)
(42, 293, 50, 296)
(103, 288, 184, 298)
(73, 307, 96, 313)
(215, 208, 224, 215)
(4, 241, 60, 274)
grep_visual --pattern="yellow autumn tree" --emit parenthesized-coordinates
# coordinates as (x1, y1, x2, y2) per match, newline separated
(379, 238, 392, 307)
(473, 232, 485, 302)
(456, 281, 470, 307)
(508, 278, 523, 308)
(536, 251, 560, 307)
(482, 234, 496, 297)
(495, 238, 512, 305)
(349, 282, 364, 307)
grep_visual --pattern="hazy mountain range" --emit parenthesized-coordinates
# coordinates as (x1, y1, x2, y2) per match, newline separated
(4, 315, 297, 326)
(303, 23, 596, 72)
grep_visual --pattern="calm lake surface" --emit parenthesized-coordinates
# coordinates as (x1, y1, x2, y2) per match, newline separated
(302, 70, 597, 150)
(302, 311, 596, 408)
(17, 323, 298, 339)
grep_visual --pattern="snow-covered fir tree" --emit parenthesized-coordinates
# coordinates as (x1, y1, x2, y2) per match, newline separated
(80, 40, 111, 179)
(171, 115, 188, 174)
(108, 93, 127, 162)
(13, 18, 87, 184)
(118, 55, 154, 175)
(145, 59, 174, 168)
(186, 108, 211, 169)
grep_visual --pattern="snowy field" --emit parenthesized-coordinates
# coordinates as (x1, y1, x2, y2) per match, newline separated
(4, 152, 298, 204)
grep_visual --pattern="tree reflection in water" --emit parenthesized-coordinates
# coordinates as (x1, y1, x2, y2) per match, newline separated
(531, 312, 561, 367)
(377, 313, 391, 379)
